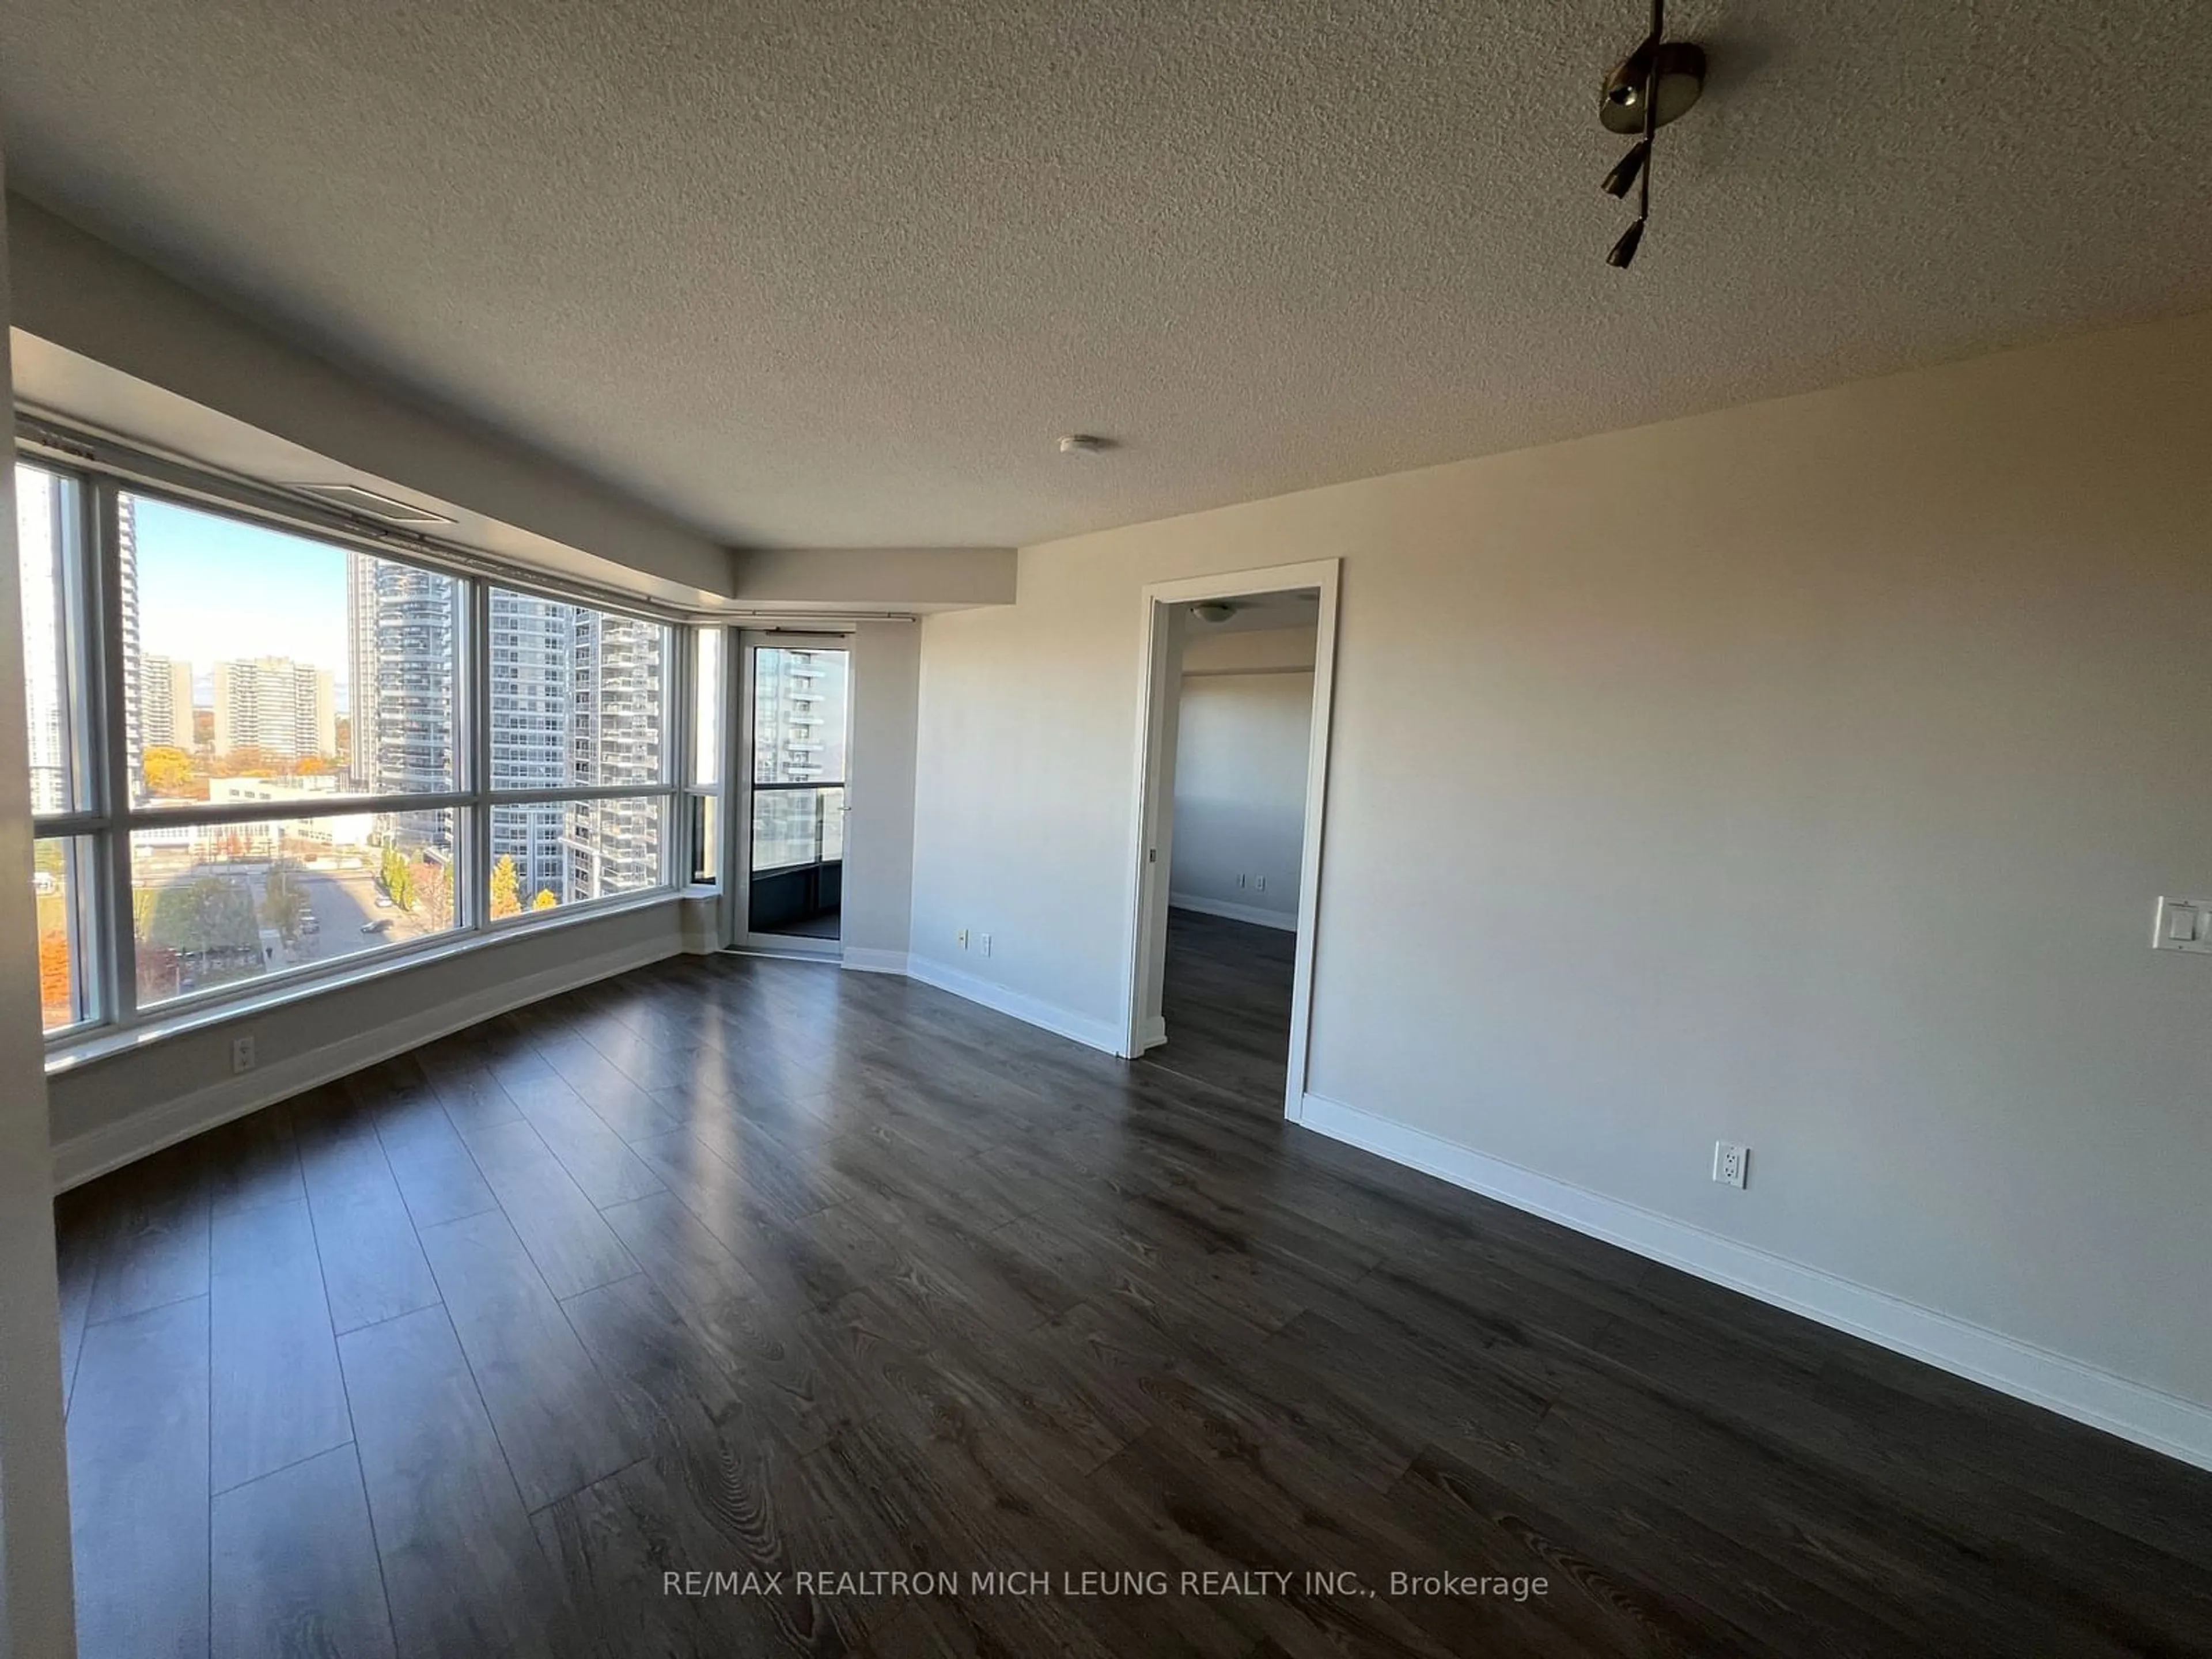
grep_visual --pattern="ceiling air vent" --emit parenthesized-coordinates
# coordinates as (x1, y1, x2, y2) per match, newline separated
(296, 483, 456, 526)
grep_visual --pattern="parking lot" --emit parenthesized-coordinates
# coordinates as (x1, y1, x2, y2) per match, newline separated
(134, 858, 448, 1001)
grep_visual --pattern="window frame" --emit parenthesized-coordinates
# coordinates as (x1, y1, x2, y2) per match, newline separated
(18, 425, 700, 1056)
(680, 623, 725, 888)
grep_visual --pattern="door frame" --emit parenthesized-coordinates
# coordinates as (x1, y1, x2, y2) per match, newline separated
(1119, 558, 1341, 1120)
(729, 628, 853, 960)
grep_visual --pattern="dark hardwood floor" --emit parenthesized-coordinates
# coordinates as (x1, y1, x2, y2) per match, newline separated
(52, 950, 2212, 1657)
(1140, 908, 1297, 1110)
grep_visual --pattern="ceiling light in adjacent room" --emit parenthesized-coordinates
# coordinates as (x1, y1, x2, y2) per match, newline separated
(1190, 603, 1236, 624)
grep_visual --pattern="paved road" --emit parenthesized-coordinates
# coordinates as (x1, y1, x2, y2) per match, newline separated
(290, 868, 437, 965)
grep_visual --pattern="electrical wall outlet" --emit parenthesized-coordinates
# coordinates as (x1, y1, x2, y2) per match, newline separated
(1236, 873, 1247, 888)
(230, 1035, 256, 1075)
(979, 932, 993, 957)
(956, 928, 969, 950)
(1254, 875, 1266, 892)
(1711, 1140, 1748, 1189)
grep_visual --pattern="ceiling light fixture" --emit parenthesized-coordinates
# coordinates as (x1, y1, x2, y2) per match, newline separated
(1190, 603, 1236, 624)
(1056, 434, 1115, 456)
(1601, 140, 1649, 200)
(1598, 0, 1705, 268)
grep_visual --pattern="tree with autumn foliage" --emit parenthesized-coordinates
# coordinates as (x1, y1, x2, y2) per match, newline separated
(209, 745, 286, 778)
(490, 855, 522, 919)
(531, 889, 558, 911)
(39, 931, 71, 1027)
(142, 745, 204, 800)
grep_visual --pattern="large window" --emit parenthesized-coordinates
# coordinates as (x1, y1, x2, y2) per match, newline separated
(15, 450, 687, 1048)
(483, 588, 671, 920)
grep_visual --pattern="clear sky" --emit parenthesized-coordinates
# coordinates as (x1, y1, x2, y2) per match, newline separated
(132, 496, 350, 707)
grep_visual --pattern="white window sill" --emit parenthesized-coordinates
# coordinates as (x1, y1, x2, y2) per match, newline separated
(44, 889, 693, 1076)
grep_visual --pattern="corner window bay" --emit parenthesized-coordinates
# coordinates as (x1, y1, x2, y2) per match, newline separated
(14, 456, 683, 1045)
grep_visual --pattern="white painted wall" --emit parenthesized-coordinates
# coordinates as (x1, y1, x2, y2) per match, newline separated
(1169, 632, 1315, 927)
(842, 620, 921, 971)
(908, 310, 2212, 1446)
(0, 135, 80, 1658)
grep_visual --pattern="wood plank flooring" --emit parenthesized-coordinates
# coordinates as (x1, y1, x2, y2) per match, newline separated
(52, 949, 2212, 1657)
(1141, 907, 1297, 1109)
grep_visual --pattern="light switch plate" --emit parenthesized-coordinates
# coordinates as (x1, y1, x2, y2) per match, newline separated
(2152, 897, 2212, 954)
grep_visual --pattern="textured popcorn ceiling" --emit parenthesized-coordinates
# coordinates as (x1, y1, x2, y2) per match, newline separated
(2, 1, 2207, 550)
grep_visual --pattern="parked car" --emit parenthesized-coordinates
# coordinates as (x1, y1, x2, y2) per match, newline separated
(359, 919, 396, 935)
(375, 896, 395, 908)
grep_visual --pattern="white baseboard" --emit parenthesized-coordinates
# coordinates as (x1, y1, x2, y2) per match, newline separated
(904, 956, 1123, 1055)
(841, 947, 911, 976)
(1297, 1092, 2212, 1476)
(1137, 1014, 1167, 1053)
(1168, 893, 1297, 931)
(51, 935, 681, 1192)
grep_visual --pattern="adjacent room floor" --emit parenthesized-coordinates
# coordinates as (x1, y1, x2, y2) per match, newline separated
(53, 953, 2212, 1657)
(1139, 907, 1297, 1110)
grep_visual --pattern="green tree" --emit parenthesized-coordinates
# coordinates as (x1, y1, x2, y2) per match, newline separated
(490, 855, 522, 919)
(378, 843, 416, 911)
(262, 859, 307, 944)
(147, 877, 257, 959)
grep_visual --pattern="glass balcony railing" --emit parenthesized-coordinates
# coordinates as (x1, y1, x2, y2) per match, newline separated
(749, 785, 844, 873)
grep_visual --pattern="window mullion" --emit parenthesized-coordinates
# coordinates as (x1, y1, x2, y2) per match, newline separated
(669, 628, 691, 891)
(468, 578, 493, 934)
(91, 478, 137, 1029)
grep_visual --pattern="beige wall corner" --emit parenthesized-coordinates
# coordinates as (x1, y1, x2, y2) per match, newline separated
(0, 150, 80, 1659)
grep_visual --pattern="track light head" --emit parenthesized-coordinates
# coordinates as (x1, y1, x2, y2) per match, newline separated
(1598, 41, 1706, 134)
(1602, 141, 1649, 199)
(1606, 218, 1645, 270)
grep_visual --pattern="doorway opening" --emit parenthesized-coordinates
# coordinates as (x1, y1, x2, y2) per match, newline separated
(1123, 560, 1339, 1120)
(734, 631, 850, 955)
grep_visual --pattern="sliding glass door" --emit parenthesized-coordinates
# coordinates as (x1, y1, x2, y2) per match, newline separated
(732, 632, 849, 955)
